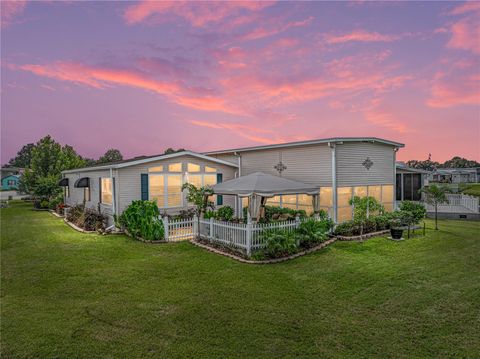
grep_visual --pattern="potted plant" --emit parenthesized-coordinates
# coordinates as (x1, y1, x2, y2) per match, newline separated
(389, 218, 404, 240)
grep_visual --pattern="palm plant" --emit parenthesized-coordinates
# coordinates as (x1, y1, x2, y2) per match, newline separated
(182, 183, 214, 238)
(419, 184, 450, 230)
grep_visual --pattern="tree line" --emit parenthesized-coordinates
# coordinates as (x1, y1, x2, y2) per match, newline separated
(4, 135, 184, 200)
(405, 155, 480, 171)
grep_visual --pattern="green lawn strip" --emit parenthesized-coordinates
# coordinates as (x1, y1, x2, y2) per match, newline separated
(1, 201, 479, 358)
(459, 183, 480, 197)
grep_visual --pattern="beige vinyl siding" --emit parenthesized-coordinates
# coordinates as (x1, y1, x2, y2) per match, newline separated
(63, 169, 114, 219)
(336, 142, 394, 186)
(209, 153, 239, 166)
(117, 155, 236, 214)
(212, 144, 332, 186)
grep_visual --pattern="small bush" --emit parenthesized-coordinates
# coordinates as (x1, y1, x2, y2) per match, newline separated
(81, 209, 107, 231)
(247, 206, 307, 223)
(217, 206, 234, 221)
(66, 204, 84, 223)
(296, 218, 331, 248)
(399, 201, 426, 224)
(119, 200, 164, 241)
(49, 193, 63, 210)
(260, 229, 298, 258)
(334, 220, 361, 236)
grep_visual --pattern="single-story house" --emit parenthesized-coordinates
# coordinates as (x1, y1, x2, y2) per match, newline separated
(428, 168, 479, 184)
(1, 175, 20, 190)
(61, 137, 406, 225)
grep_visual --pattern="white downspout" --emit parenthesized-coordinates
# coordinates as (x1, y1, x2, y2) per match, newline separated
(235, 152, 242, 218)
(329, 142, 337, 223)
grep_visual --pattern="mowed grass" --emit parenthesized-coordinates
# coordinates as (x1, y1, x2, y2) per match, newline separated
(1, 201, 479, 358)
(460, 183, 480, 197)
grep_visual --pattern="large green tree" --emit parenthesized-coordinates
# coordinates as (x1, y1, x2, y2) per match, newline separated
(6, 143, 36, 168)
(19, 135, 85, 199)
(441, 156, 480, 168)
(97, 149, 123, 164)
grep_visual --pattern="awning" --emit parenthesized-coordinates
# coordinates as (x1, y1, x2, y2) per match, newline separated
(74, 177, 90, 188)
(212, 172, 319, 198)
(58, 178, 69, 187)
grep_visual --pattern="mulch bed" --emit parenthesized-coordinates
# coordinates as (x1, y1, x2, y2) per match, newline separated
(190, 238, 338, 264)
(63, 218, 97, 234)
(124, 229, 167, 243)
(335, 229, 390, 241)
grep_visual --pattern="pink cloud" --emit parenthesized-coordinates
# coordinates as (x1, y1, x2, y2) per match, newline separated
(123, 1, 274, 27)
(14, 61, 245, 114)
(241, 16, 314, 41)
(1, 0, 26, 28)
(325, 30, 402, 44)
(427, 71, 480, 108)
(189, 120, 288, 144)
(447, 16, 480, 54)
(449, 1, 480, 16)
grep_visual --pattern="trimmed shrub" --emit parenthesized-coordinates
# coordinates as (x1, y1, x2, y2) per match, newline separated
(260, 229, 298, 258)
(399, 201, 426, 224)
(217, 206, 234, 221)
(296, 218, 331, 248)
(334, 220, 361, 236)
(119, 200, 164, 241)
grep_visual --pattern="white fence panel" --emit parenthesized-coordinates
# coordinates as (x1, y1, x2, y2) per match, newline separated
(425, 194, 479, 213)
(162, 217, 195, 241)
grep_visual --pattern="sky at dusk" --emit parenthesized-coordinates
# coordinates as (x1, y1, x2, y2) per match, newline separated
(1, 0, 479, 164)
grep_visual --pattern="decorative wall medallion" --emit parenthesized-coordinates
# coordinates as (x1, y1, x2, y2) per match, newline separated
(362, 157, 374, 170)
(274, 161, 287, 174)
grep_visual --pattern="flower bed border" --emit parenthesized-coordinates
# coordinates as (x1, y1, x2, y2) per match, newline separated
(124, 229, 167, 244)
(190, 238, 338, 264)
(335, 229, 390, 241)
(49, 210, 63, 218)
(63, 218, 97, 234)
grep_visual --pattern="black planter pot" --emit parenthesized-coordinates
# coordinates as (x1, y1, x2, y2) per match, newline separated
(390, 228, 404, 240)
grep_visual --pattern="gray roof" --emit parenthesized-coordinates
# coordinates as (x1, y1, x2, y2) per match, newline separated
(212, 172, 319, 197)
(395, 163, 430, 174)
(62, 151, 238, 174)
(205, 137, 405, 155)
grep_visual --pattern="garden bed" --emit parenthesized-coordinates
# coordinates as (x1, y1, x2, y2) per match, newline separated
(49, 210, 63, 218)
(336, 229, 390, 241)
(191, 237, 338, 264)
(124, 229, 167, 243)
(63, 218, 97, 234)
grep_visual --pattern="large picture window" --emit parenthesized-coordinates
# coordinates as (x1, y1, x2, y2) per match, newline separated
(149, 174, 183, 208)
(101, 178, 113, 205)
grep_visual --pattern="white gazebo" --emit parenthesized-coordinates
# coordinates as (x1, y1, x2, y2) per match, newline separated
(212, 172, 320, 221)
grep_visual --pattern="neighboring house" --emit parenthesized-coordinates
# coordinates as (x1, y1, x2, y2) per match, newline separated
(395, 162, 429, 202)
(1, 175, 20, 190)
(428, 168, 479, 184)
(0, 167, 24, 178)
(61, 137, 404, 225)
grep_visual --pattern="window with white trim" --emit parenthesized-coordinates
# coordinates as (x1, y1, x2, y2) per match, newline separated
(168, 163, 182, 172)
(149, 174, 183, 208)
(101, 178, 113, 205)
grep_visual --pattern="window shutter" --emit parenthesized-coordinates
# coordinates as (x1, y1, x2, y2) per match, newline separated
(141, 174, 149, 200)
(99, 178, 102, 203)
(216, 173, 223, 205)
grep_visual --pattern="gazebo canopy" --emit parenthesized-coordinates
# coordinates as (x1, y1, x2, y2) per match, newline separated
(212, 172, 319, 198)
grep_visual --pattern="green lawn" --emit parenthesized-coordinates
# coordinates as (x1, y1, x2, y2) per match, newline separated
(1, 201, 479, 358)
(460, 183, 480, 197)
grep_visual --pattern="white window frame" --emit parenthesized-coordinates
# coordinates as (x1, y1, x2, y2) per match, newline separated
(101, 178, 113, 205)
(149, 174, 184, 209)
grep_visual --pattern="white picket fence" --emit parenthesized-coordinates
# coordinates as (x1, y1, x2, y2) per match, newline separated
(162, 217, 195, 241)
(162, 215, 313, 255)
(425, 193, 479, 213)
